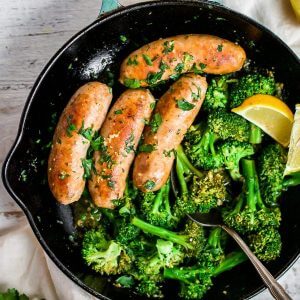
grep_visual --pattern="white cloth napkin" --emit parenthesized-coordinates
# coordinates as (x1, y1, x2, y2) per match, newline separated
(0, 1, 299, 299)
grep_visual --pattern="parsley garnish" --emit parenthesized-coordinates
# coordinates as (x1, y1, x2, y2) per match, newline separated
(59, 171, 70, 180)
(139, 144, 157, 153)
(120, 35, 127, 43)
(144, 180, 156, 190)
(81, 158, 93, 179)
(162, 40, 174, 54)
(163, 149, 175, 157)
(108, 179, 116, 189)
(150, 102, 156, 110)
(124, 78, 141, 88)
(142, 54, 153, 66)
(127, 56, 138, 66)
(78, 122, 94, 141)
(191, 83, 202, 100)
(174, 63, 184, 74)
(217, 44, 223, 52)
(114, 109, 123, 115)
(66, 115, 76, 137)
(176, 99, 195, 111)
(183, 52, 194, 63)
(146, 61, 169, 85)
(149, 113, 162, 133)
(125, 133, 135, 154)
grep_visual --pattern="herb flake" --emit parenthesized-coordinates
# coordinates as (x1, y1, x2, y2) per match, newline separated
(149, 113, 162, 133)
(142, 54, 153, 66)
(176, 99, 195, 111)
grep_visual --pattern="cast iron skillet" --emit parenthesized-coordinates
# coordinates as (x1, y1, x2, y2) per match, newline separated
(2, 1, 300, 299)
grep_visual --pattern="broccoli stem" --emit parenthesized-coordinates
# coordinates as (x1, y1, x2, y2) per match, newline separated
(163, 181, 172, 216)
(249, 124, 262, 144)
(241, 159, 257, 211)
(131, 217, 193, 250)
(177, 145, 204, 178)
(208, 228, 222, 249)
(176, 153, 189, 195)
(212, 251, 247, 276)
(152, 186, 165, 213)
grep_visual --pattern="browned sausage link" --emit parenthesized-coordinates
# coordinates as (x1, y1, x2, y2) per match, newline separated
(133, 74, 208, 192)
(48, 82, 112, 204)
(89, 89, 155, 209)
(119, 34, 246, 88)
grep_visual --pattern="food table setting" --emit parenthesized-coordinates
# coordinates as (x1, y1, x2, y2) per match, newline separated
(0, 0, 300, 299)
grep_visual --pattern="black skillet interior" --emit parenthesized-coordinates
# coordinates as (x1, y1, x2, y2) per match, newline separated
(2, 1, 300, 299)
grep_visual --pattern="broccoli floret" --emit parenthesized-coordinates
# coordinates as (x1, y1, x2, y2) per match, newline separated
(257, 143, 287, 206)
(174, 145, 230, 217)
(163, 251, 247, 299)
(185, 110, 251, 170)
(131, 217, 205, 259)
(222, 159, 281, 234)
(139, 181, 178, 229)
(219, 140, 255, 181)
(115, 218, 141, 245)
(203, 75, 235, 111)
(134, 239, 184, 298)
(191, 169, 231, 213)
(230, 74, 276, 108)
(82, 228, 132, 275)
(248, 227, 282, 262)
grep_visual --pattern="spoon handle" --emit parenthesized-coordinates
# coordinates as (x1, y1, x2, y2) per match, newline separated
(221, 225, 292, 300)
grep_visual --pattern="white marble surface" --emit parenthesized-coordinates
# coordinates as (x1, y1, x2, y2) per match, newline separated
(0, 0, 299, 299)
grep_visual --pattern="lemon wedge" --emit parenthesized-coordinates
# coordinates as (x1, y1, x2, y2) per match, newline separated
(290, 0, 300, 20)
(232, 94, 294, 147)
(284, 104, 300, 176)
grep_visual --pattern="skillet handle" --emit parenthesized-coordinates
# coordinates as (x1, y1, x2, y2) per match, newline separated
(99, 0, 122, 15)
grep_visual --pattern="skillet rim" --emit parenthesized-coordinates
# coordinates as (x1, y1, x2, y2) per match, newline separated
(2, 1, 300, 299)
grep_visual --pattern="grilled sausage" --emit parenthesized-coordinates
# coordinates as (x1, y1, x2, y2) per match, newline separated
(48, 82, 112, 204)
(133, 74, 207, 192)
(120, 34, 246, 87)
(89, 89, 155, 209)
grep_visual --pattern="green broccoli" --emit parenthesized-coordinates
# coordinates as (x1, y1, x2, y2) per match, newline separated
(230, 74, 276, 108)
(163, 251, 247, 299)
(139, 180, 178, 229)
(258, 143, 287, 206)
(82, 228, 132, 275)
(219, 140, 255, 181)
(222, 159, 281, 234)
(134, 239, 185, 298)
(0, 288, 29, 300)
(185, 110, 251, 170)
(247, 227, 282, 262)
(174, 145, 230, 217)
(131, 217, 205, 259)
(203, 75, 233, 111)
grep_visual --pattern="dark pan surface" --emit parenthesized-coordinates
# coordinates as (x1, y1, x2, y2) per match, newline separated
(2, 1, 300, 299)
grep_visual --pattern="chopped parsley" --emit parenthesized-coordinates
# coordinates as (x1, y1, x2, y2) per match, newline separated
(174, 62, 185, 74)
(144, 180, 156, 190)
(66, 115, 76, 137)
(108, 179, 116, 189)
(150, 102, 156, 110)
(78, 122, 94, 141)
(183, 52, 194, 63)
(191, 83, 202, 100)
(162, 40, 174, 54)
(114, 109, 123, 115)
(146, 61, 169, 85)
(163, 149, 175, 157)
(191, 62, 207, 74)
(59, 171, 70, 180)
(125, 133, 135, 154)
(127, 56, 138, 66)
(149, 113, 162, 133)
(142, 54, 153, 66)
(19, 170, 27, 182)
(81, 158, 93, 179)
(217, 44, 223, 52)
(139, 144, 157, 153)
(124, 78, 141, 89)
(120, 35, 127, 43)
(176, 99, 195, 111)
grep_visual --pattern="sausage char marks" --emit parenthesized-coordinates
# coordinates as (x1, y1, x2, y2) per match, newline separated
(120, 34, 246, 87)
(89, 89, 155, 209)
(48, 82, 112, 204)
(133, 74, 208, 192)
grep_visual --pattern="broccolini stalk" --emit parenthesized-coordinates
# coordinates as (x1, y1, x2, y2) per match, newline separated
(249, 123, 262, 144)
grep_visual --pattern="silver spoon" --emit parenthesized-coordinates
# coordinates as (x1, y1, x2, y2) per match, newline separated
(170, 167, 292, 300)
(188, 211, 292, 300)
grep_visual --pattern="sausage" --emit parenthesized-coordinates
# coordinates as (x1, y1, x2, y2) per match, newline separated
(133, 74, 208, 192)
(89, 89, 155, 209)
(48, 82, 112, 204)
(119, 34, 246, 87)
